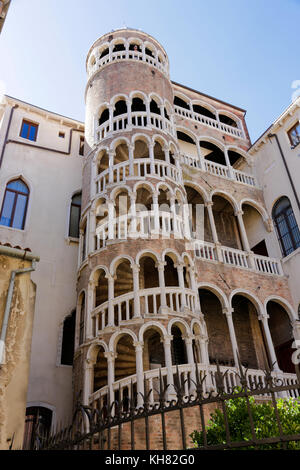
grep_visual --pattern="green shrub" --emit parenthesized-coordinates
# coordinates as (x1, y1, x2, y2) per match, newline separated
(190, 393, 300, 450)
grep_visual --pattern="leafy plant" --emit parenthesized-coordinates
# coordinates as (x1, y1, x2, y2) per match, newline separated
(190, 392, 300, 450)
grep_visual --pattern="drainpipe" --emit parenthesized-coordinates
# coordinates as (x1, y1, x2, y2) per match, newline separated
(268, 133, 300, 213)
(0, 104, 18, 169)
(0, 247, 39, 365)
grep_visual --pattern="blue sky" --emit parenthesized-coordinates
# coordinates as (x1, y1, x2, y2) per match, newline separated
(0, 0, 299, 141)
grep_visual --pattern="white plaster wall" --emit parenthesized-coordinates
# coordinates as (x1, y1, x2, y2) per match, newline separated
(252, 107, 300, 308)
(0, 100, 84, 423)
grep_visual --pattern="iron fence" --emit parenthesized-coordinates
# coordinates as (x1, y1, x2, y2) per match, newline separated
(27, 360, 300, 451)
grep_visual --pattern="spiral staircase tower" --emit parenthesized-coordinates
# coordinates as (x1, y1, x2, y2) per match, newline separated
(74, 28, 206, 411)
(72, 29, 300, 449)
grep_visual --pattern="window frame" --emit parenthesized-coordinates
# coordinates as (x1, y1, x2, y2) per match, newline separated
(287, 122, 300, 148)
(0, 179, 29, 230)
(20, 119, 39, 142)
(273, 197, 300, 257)
(68, 192, 81, 239)
(79, 135, 85, 156)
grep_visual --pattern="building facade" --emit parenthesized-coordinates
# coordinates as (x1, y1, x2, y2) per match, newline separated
(0, 28, 300, 448)
(249, 98, 300, 311)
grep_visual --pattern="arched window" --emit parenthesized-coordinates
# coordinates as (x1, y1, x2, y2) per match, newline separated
(61, 310, 76, 365)
(0, 179, 29, 229)
(69, 192, 81, 238)
(272, 196, 300, 257)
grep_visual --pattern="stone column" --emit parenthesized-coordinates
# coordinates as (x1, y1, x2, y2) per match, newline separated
(152, 191, 160, 237)
(160, 105, 166, 131)
(104, 351, 117, 406)
(149, 142, 155, 174)
(184, 335, 196, 389)
(196, 140, 205, 170)
(235, 209, 256, 269)
(142, 44, 146, 61)
(205, 201, 218, 243)
(129, 192, 137, 237)
(145, 98, 151, 127)
(108, 104, 114, 133)
(126, 99, 132, 130)
(89, 208, 96, 254)
(86, 279, 97, 339)
(205, 201, 223, 262)
(128, 144, 134, 177)
(107, 198, 115, 241)
(108, 150, 115, 183)
(170, 196, 177, 238)
(176, 263, 186, 310)
(164, 146, 170, 176)
(187, 267, 201, 313)
(259, 314, 281, 372)
(224, 148, 234, 179)
(134, 341, 144, 407)
(157, 261, 168, 314)
(83, 359, 94, 406)
(235, 210, 250, 252)
(223, 307, 239, 368)
(107, 274, 115, 327)
(163, 335, 175, 396)
(132, 264, 141, 318)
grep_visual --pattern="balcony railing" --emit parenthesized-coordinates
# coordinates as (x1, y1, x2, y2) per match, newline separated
(91, 287, 197, 334)
(89, 49, 169, 78)
(95, 111, 175, 142)
(174, 105, 244, 139)
(89, 363, 299, 407)
(193, 240, 284, 276)
(180, 153, 258, 187)
(95, 158, 182, 194)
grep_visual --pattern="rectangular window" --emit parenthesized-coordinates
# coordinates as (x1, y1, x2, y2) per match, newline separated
(20, 120, 38, 141)
(59, 131, 65, 138)
(287, 122, 300, 147)
(79, 136, 84, 156)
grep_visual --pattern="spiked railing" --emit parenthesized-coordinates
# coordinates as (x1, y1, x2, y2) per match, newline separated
(28, 359, 300, 451)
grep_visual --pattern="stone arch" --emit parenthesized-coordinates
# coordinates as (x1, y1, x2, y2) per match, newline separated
(110, 136, 131, 151)
(98, 42, 110, 60)
(191, 99, 217, 117)
(264, 296, 297, 322)
(176, 125, 197, 143)
(138, 321, 168, 342)
(197, 282, 229, 309)
(190, 318, 206, 336)
(167, 317, 191, 336)
(133, 180, 155, 196)
(218, 109, 240, 128)
(183, 181, 209, 204)
(239, 198, 268, 221)
(135, 249, 160, 265)
(173, 92, 192, 109)
(87, 340, 109, 363)
(108, 329, 138, 352)
(110, 254, 134, 276)
(161, 248, 181, 264)
(110, 184, 132, 202)
(210, 189, 239, 212)
(229, 289, 264, 315)
(90, 264, 110, 283)
(199, 135, 225, 151)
